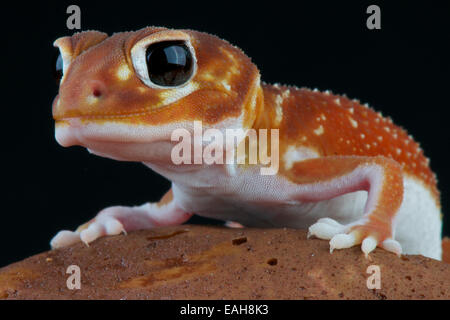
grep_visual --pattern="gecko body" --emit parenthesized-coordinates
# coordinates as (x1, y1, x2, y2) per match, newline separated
(51, 27, 442, 260)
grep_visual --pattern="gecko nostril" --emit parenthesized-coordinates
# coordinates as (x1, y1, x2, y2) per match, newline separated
(87, 80, 106, 99)
(93, 88, 102, 98)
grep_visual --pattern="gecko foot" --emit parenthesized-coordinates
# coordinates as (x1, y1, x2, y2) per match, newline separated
(50, 207, 128, 249)
(51, 200, 192, 249)
(308, 218, 402, 258)
(50, 216, 126, 249)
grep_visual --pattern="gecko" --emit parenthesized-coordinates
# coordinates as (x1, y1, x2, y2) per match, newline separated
(50, 27, 443, 260)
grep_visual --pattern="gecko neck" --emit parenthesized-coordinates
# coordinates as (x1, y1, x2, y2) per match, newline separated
(252, 83, 288, 130)
(143, 84, 283, 186)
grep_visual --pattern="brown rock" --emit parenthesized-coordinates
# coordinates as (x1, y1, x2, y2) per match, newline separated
(0, 225, 449, 299)
(443, 237, 450, 264)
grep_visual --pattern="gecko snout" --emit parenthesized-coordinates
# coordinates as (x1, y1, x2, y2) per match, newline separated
(53, 78, 109, 119)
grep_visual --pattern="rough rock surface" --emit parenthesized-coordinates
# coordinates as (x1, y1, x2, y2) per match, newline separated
(0, 225, 449, 299)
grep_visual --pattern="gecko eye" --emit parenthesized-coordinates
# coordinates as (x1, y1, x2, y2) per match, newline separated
(131, 37, 196, 89)
(53, 51, 64, 85)
(145, 41, 193, 87)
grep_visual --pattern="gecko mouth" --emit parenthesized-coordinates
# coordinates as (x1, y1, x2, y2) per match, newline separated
(55, 118, 162, 146)
(54, 117, 196, 149)
(54, 119, 181, 163)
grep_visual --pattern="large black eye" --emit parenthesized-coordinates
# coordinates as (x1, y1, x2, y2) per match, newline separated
(145, 41, 193, 87)
(53, 51, 63, 85)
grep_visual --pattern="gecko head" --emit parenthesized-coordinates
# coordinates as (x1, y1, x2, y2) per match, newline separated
(52, 27, 262, 162)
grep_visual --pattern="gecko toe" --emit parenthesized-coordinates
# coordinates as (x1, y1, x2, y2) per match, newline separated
(308, 218, 346, 240)
(50, 230, 81, 249)
(361, 236, 378, 258)
(105, 218, 126, 235)
(382, 238, 402, 256)
(329, 232, 358, 253)
(80, 223, 104, 246)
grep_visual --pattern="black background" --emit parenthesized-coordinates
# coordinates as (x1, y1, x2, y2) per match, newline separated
(1, 1, 449, 267)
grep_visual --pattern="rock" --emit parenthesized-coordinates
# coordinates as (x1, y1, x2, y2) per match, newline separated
(0, 225, 449, 299)
(443, 238, 450, 264)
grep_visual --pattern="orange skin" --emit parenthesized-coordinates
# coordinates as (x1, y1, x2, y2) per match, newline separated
(51, 27, 442, 258)
(259, 85, 438, 197)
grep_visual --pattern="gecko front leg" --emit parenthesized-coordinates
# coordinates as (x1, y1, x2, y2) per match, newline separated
(50, 189, 192, 249)
(285, 155, 404, 258)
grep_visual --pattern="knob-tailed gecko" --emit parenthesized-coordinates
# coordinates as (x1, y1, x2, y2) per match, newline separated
(50, 27, 442, 260)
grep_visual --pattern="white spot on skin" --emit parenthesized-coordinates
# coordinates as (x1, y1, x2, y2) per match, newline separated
(159, 81, 200, 106)
(360, 133, 365, 139)
(396, 148, 402, 155)
(273, 90, 289, 126)
(314, 125, 324, 136)
(86, 95, 98, 105)
(200, 73, 215, 81)
(348, 108, 354, 114)
(274, 104, 283, 125)
(117, 64, 132, 81)
(377, 136, 383, 142)
(348, 116, 358, 128)
(282, 89, 290, 99)
(220, 48, 241, 75)
(384, 127, 391, 133)
(320, 113, 326, 121)
(334, 98, 341, 106)
(221, 80, 231, 91)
